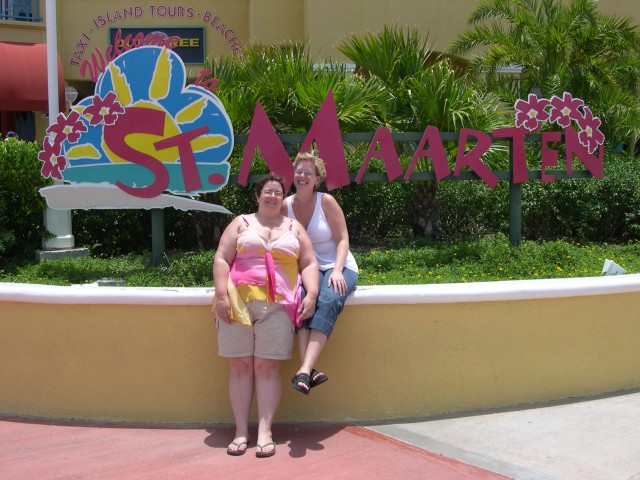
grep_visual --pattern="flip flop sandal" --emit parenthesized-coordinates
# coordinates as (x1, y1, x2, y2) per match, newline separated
(226, 439, 249, 456)
(256, 442, 276, 458)
(291, 372, 311, 395)
(310, 369, 328, 388)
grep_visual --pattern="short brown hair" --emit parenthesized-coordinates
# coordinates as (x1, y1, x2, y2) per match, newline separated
(255, 172, 286, 197)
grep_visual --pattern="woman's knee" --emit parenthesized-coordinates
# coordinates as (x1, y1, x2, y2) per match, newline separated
(253, 357, 281, 377)
(229, 356, 254, 376)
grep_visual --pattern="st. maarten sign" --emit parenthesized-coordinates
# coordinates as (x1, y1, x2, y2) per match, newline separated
(39, 44, 233, 212)
(38, 44, 605, 212)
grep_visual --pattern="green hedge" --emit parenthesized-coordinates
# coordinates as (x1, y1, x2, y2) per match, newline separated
(2, 140, 639, 265)
(0, 139, 51, 266)
(437, 152, 640, 243)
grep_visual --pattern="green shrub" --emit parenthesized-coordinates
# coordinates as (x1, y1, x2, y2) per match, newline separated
(334, 180, 414, 244)
(4, 236, 639, 286)
(0, 138, 52, 266)
(73, 208, 200, 257)
(437, 180, 509, 238)
(434, 151, 640, 244)
(353, 234, 640, 285)
(520, 154, 640, 241)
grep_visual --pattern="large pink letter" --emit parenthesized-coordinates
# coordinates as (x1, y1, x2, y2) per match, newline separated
(404, 125, 451, 181)
(299, 90, 350, 190)
(491, 127, 528, 184)
(541, 131, 562, 183)
(104, 107, 169, 198)
(154, 126, 209, 191)
(355, 126, 403, 183)
(239, 101, 294, 190)
(565, 126, 603, 178)
(454, 128, 498, 189)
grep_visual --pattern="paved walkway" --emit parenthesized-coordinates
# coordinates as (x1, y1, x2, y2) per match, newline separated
(368, 389, 640, 480)
(2, 389, 640, 479)
(0, 418, 505, 480)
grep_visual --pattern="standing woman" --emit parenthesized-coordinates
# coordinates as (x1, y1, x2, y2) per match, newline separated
(282, 152, 358, 395)
(213, 173, 318, 458)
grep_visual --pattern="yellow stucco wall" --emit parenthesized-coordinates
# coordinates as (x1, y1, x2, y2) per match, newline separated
(56, 0, 250, 83)
(249, 0, 304, 46)
(0, 19, 45, 43)
(305, 0, 479, 60)
(305, 0, 640, 61)
(2, 279, 640, 424)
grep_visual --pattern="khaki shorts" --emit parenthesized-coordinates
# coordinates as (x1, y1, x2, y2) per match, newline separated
(216, 300, 294, 360)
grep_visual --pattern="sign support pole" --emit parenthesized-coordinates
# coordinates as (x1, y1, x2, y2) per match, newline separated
(42, 0, 75, 251)
(150, 209, 169, 267)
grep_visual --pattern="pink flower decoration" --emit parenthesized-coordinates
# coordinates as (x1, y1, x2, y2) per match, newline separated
(548, 93, 585, 128)
(83, 91, 125, 126)
(514, 94, 551, 131)
(46, 111, 88, 145)
(38, 137, 67, 180)
(575, 106, 604, 154)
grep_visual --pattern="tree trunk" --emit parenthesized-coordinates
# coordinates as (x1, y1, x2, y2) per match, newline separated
(410, 180, 441, 238)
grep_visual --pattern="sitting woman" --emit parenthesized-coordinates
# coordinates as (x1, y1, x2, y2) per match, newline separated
(213, 173, 318, 458)
(282, 152, 358, 395)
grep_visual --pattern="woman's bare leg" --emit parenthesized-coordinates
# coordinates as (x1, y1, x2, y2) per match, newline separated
(294, 329, 328, 391)
(254, 357, 282, 455)
(227, 356, 253, 453)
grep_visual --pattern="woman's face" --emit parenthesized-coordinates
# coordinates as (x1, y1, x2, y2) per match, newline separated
(256, 180, 285, 214)
(293, 160, 320, 191)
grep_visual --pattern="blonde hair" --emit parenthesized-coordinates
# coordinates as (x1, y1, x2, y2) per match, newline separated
(293, 152, 327, 182)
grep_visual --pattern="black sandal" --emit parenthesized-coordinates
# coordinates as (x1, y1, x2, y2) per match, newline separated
(310, 369, 329, 388)
(291, 372, 311, 395)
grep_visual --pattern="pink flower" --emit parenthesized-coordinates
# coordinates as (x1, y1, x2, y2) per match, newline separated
(576, 106, 604, 154)
(83, 91, 125, 126)
(514, 94, 551, 131)
(46, 111, 88, 145)
(548, 93, 585, 128)
(38, 137, 67, 180)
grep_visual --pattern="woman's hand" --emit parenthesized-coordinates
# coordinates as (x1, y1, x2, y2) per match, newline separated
(328, 269, 347, 296)
(215, 295, 233, 324)
(294, 218, 320, 320)
(298, 295, 316, 321)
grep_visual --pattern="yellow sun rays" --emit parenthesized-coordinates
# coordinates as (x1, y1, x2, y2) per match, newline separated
(190, 134, 229, 153)
(149, 48, 172, 101)
(109, 63, 132, 106)
(176, 98, 207, 123)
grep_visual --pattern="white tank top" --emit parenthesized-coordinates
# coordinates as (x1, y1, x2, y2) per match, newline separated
(285, 192, 358, 273)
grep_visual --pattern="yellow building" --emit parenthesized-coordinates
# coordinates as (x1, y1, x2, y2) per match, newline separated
(1, 0, 638, 141)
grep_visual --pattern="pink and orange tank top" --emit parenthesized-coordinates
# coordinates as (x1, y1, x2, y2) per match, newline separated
(229, 216, 302, 325)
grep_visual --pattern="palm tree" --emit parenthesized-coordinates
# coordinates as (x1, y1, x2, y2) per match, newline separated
(336, 25, 438, 131)
(338, 25, 509, 237)
(205, 42, 389, 134)
(449, 0, 640, 150)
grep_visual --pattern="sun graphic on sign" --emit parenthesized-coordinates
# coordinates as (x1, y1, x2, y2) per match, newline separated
(38, 46, 234, 197)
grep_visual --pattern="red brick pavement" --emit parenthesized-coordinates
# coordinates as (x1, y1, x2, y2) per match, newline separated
(0, 416, 510, 479)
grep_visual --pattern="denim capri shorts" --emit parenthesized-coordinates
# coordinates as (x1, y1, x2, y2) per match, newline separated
(300, 267, 358, 337)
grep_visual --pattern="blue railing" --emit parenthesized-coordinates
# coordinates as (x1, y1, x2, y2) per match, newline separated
(0, 0, 41, 22)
